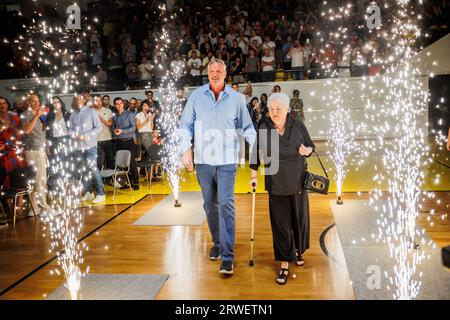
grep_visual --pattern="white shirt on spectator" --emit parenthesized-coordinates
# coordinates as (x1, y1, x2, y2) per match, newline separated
(250, 35, 263, 47)
(135, 112, 153, 133)
(261, 55, 275, 72)
(262, 41, 276, 56)
(95, 107, 113, 142)
(238, 36, 249, 55)
(52, 116, 68, 138)
(170, 59, 186, 77)
(225, 33, 239, 48)
(188, 58, 202, 76)
(139, 62, 153, 80)
(289, 47, 305, 67)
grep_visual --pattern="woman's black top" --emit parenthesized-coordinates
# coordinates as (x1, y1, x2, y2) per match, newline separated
(250, 114, 315, 195)
(45, 110, 71, 139)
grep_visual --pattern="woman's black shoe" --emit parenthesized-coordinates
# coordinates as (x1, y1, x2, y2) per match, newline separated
(276, 268, 289, 285)
(296, 250, 305, 266)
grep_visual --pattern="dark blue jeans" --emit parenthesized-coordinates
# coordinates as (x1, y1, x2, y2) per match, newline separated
(196, 164, 238, 263)
(78, 147, 105, 196)
(292, 67, 304, 80)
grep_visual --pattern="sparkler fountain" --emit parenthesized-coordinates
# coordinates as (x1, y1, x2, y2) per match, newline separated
(365, 0, 433, 299)
(5, 4, 100, 299)
(326, 76, 358, 205)
(155, 4, 184, 207)
(321, 4, 361, 205)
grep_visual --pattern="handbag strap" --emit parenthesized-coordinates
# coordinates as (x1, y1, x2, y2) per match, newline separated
(312, 150, 329, 178)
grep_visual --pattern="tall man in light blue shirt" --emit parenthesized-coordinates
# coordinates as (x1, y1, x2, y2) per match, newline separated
(68, 93, 105, 204)
(179, 59, 256, 275)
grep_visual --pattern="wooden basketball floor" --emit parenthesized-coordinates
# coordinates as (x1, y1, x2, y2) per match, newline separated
(0, 189, 449, 300)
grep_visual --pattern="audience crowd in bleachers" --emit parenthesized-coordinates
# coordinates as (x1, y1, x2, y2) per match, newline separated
(0, 0, 448, 90)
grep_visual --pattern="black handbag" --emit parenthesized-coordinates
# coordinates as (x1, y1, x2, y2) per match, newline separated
(303, 151, 330, 195)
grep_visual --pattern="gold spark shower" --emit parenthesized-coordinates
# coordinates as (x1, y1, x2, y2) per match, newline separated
(5, 2, 100, 299)
(155, 4, 184, 206)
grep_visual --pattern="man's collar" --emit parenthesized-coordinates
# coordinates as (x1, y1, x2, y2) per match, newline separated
(204, 82, 233, 96)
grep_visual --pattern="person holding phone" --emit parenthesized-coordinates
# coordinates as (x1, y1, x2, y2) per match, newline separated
(21, 93, 51, 214)
(135, 99, 155, 157)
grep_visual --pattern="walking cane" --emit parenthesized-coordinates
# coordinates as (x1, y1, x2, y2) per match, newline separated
(249, 182, 256, 266)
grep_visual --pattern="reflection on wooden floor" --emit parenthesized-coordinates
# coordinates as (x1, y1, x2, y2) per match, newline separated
(1, 190, 448, 300)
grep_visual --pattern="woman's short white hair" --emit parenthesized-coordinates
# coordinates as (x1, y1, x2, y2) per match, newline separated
(207, 58, 227, 73)
(268, 92, 291, 112)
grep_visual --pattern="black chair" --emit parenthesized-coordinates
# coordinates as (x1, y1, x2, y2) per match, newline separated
(136, 144, 165, 189)
(0, 167, 37, 229)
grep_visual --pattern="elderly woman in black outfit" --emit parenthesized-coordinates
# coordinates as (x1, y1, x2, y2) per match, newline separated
(250, 92, 315, 285)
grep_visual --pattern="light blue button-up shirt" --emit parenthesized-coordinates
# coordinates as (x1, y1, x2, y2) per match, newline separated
(179, 83, 257, 166)
(68, 105, 102, 151)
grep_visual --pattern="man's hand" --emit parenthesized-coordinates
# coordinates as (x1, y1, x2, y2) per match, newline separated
(181, 148, 194, 171)
(299, 144, 313, 156)
(447, 140, 450, 152)
(114, 128, 123, 136)
(36, 107, 46, 117)
(77, 135, 85, 141)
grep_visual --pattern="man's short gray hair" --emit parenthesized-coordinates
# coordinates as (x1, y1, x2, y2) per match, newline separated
(207, 58, 227, 73)
(268, 92, 291, 112)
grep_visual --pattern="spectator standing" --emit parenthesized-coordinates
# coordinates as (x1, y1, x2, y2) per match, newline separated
(230, 57, 245, 83)
(170, 52, 187, 87)
(188, 43, 201, 59)
(89, 41, 103, 71)
(0, 97, 26, 189)
(287, 40, 305, 80)
(261, 48, 275, 82)
(245, 49, 260, 83)
(21, 93, 51, 214)
(262, 35, 276, 57)
(68, 93, 105, 204)
(95, 65, 108, 91)
(135, 100, 155, 158)
(138, 56, 153, 81)
(282, 36, 293, 80)
(102, 95, 117, 115)
(187, 51, 203, 86)
(107, 46, 123, 81)
(289, 89, 305, 122)
(228, 39, 243, 64)
(112, 97, 140, 190)
(93, 95, 114, 170)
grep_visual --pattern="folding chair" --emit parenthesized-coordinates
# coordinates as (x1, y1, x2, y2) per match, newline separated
(0, 167, 37, 229)
(100, 150, 132, 200)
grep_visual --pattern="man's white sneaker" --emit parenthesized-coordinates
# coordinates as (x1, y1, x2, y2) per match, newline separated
(92, 195, 106, 204)
(82, 192, 95, 202)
